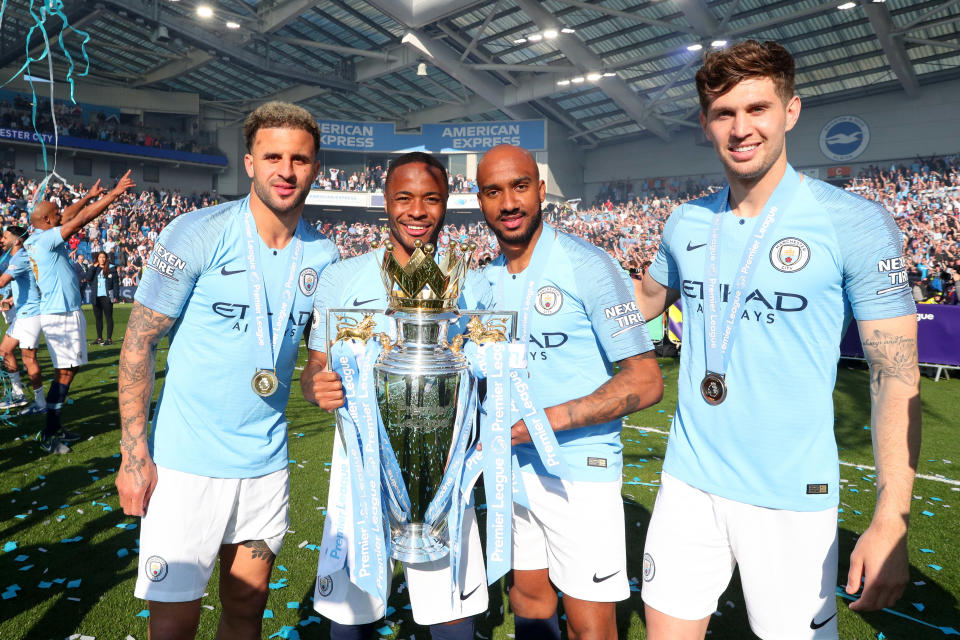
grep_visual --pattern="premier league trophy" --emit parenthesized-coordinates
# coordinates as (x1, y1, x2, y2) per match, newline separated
(329, 240, 508, 564)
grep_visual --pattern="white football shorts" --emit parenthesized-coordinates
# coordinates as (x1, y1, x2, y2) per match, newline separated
(39, 310, 87, 368)
(513, 471, 629, 602)
(313, 506, 488, 626)
(7, 314, 41, 350)
(641, 472, 839, 640)
(135, 465, 290, 602)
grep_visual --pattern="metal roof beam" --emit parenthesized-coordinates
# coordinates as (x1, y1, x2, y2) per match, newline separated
(97, 0, 356, 92)
(903, 35, 960, 52)
(895, 0, 960, 33)
(513, 0, 670, 141)
(257, 0, 321, 33)
(862, 0, 920, 98)
(271, 36, 400, 60)
(133, 49, 214, 88)
(675, 0, 720, 37)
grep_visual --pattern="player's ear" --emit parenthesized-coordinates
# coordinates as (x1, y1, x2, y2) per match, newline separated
(243, 153, 255, 179)
(784, 95, 801, 133)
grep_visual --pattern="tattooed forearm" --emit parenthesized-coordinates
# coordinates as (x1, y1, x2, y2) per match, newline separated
(118, 303, 175, 469)
(242, 540, 276, 563)
(553, 353, 663, 432)
(861, 329, 920, 395)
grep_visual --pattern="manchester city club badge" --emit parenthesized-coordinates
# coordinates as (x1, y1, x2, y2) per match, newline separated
(701, 372, 727, 405)
(535, 285, 563, 315)
(299, 267, 319, 295)
(317, 574, 334, 597)
(769, 237, 810, 273)
(146, 555, 168, 582)
(252, 369, 280, 397)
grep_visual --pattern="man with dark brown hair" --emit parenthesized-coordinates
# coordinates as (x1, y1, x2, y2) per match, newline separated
(635, 40, 920, 639)
(116, 101, 338, 639)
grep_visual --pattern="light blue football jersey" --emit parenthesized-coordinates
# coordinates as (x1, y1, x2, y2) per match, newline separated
(649, 170, 915, 511)
(5, 249, 41, 318)
(23, 227, 81, 314)
(135, 197, 340, 478)
(484, 224, 654, 482)
(307, 246, 489, 353)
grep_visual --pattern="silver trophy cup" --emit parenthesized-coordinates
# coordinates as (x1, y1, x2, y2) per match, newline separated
(375, 308, 473, 563)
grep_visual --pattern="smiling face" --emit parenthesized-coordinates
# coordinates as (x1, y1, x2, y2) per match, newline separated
(385, 162, 447, 261)
(244, 127, 319, 218)
(476, 145, 546, 249)
(700, 76, 800, 184)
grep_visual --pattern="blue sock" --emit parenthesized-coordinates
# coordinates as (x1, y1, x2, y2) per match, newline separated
(329, 620, 376, 640)
(515, 613, 561, 640)
(429, 617, 475, 640)
(42, 381, 70, 438)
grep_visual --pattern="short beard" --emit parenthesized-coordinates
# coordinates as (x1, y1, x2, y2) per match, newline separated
(487, 207, 543, 248)
(253, 180, 307, 217)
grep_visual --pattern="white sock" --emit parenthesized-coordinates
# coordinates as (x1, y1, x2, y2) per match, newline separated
(34, 386, 46, 408)
(8, 371, 23, 396)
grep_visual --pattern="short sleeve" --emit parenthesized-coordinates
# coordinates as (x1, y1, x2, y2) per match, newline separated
(568, 238, 654, 362)
(308, 261, 347, 353)
(647, 206, 682, 291)
(824, 190, 915, 321)
(134, 215, 207, 318)
(6, 253, 29, 277)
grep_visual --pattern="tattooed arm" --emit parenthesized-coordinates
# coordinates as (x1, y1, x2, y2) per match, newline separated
(116, 302, 176, 516)
(510, 352, 663, 445)
(846, 313, 921, 612)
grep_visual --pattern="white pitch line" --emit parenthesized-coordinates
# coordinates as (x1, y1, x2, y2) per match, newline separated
(626, 426, 959, 487)
(840, 461, 960, 487)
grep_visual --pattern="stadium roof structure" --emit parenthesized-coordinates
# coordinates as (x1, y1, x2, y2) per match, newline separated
(2, 0, 959, 149)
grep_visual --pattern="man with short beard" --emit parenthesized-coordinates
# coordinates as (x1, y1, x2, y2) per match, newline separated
(116, 102, 339, 639)
(301, 152, 487, 640)
(475, 144, 664, 640)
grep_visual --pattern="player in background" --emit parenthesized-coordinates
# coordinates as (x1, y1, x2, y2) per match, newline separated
(0, 226, 46, 414)
(26, 173, 136, 453)
(635, 40, 920, 639)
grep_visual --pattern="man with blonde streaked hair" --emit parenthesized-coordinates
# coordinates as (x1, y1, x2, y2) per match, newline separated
(116, 101, 339, 639)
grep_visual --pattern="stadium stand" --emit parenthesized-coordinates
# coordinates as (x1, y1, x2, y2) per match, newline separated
(2, 153, 955, 306)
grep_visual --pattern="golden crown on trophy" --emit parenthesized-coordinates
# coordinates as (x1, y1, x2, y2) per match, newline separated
(378, 239, 476, 311)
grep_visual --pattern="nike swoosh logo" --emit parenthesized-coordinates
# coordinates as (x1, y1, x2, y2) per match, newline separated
(686, 242, 706, 251)
(810, 612, 837, 629)
(592, 570, 620, 583)
(460, 584, 481, 601)
(353, 297, 377, 307)
(221, 266, 245, 276)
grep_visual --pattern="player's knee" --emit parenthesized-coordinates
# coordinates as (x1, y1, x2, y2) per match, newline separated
(509, 580, 557, 617)
(147, 605, 201, 640)
(220, 580, 269, 622)
(565, 610, 616, 640)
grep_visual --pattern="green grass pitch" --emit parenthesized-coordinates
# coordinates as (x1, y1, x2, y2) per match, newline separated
(1, 305, 957, 639)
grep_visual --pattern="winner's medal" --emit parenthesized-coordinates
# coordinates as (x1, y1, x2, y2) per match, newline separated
(252, 369, 279, 397)
(241, 203, 305, 401)
(701, 166, 802, 407)
(700, 372, 726, 405)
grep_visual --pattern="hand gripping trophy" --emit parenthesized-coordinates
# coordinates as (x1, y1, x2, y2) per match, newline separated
(326, 239, 511, 578)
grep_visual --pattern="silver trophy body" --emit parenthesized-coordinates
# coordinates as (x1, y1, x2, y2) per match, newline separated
(375, 309, 472, 563)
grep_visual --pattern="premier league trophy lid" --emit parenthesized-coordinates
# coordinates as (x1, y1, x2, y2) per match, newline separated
(378, 239, 476, 312)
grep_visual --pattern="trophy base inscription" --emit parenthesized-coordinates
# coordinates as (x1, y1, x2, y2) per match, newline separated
(390, 522, 449, 564)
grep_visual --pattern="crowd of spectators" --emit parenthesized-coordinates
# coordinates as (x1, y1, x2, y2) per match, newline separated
(0, 153, 956, 307)
(0, 169, 219, 300)
(0, 92, 222, 156)
(314, 164, 478, 194)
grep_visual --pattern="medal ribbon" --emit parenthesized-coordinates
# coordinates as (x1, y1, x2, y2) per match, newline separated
(242, 203, 304, 385)
(703, 166, 802, 378)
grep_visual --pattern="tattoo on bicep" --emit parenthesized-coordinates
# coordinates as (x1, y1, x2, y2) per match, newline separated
(861, 329, 919, 393)
(242, 540, 276, 563)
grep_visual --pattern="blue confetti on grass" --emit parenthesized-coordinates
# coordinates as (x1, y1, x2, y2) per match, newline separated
(928, 564, 942, 571)
(263, 609, 274, 619)
(921, 511, 935, 517)
(136, 610, 150, 618)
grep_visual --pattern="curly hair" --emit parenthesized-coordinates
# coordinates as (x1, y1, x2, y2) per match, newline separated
(695, 40, 795, 112)
(243, 101, 320, 154)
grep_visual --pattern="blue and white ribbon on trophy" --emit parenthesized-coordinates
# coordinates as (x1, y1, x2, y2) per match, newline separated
(327, 338, 390, 602)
